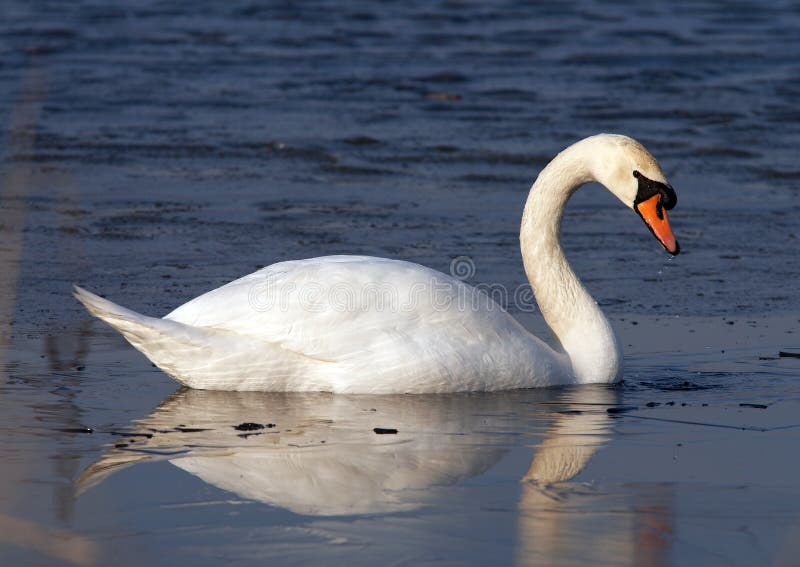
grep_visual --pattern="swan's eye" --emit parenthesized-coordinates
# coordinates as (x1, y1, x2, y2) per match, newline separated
(633, 170, 641, 179)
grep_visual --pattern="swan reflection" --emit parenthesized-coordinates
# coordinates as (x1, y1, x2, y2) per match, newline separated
(78, 387, 616, 518)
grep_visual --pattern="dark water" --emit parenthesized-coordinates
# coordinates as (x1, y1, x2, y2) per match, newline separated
(1, 1, 799, 565)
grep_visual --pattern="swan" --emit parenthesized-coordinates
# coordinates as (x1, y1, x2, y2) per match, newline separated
(74, 133, 679, 393)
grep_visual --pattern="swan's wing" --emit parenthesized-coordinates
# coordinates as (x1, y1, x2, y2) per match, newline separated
(164, 255, 524, 362)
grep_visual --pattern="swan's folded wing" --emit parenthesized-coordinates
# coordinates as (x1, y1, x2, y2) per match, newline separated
(163, 256, 518, 363)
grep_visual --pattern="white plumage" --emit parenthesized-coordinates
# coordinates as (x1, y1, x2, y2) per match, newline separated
(75, 256, 562, 392)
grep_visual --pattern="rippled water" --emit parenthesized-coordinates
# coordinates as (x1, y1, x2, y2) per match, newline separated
(1, 1, 799, 565)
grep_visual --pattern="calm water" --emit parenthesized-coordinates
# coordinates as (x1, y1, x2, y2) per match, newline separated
(1, 1, 799, 565)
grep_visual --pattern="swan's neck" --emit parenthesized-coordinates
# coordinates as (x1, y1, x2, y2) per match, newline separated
(520, 145, 622, 383)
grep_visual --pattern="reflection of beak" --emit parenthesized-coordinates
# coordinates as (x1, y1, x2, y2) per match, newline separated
(635, 194, 679, 255)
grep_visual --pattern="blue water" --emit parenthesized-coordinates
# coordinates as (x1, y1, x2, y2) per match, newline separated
(1, 1, 799, 565)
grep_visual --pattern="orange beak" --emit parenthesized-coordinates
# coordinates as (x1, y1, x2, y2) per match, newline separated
(635, 194, 679, 255)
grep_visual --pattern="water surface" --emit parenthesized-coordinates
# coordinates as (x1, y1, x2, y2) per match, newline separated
(1, 1, 799, 565)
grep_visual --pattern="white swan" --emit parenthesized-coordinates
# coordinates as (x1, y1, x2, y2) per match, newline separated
(75, 134, 678, 393)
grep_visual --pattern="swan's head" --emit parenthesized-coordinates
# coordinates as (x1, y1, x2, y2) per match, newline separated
(586, 134, 679, 255)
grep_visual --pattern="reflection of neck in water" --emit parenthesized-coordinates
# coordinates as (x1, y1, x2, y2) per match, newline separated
(77, 387, 617, 518)
(517, 386, 617, 565)
(516, 387, 672, 567)
(522, 388, 616, 485)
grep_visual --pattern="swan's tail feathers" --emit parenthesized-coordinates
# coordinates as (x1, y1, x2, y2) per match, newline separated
(74, 286, 312, 390)
(73, 285, 179, 346)
(73, 285, 213, 385)
(73, 286, 153, 336)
